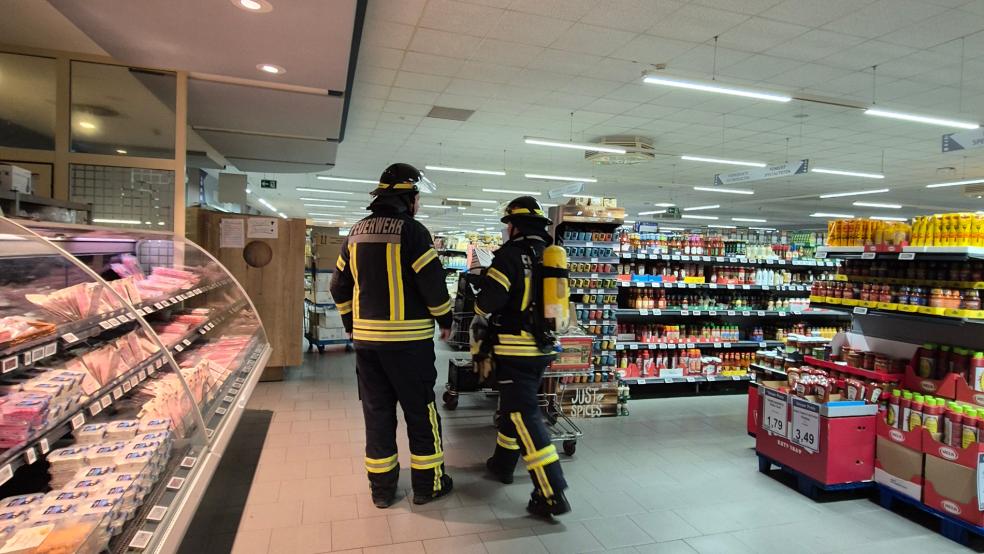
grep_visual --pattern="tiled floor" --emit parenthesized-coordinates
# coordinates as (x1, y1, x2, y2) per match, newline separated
(230, 348, 975, 554)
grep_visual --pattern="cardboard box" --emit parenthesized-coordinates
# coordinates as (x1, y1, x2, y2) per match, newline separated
(0, 164, 32, 194)
(923, 454, 984, 526)
(874, 436, 923, 501)
(314, 273, 332, 292)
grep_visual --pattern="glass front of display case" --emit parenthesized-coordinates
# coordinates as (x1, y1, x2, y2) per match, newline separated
(0, 218, 269, 552)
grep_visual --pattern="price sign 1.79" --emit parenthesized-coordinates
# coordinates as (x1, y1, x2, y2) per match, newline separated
(761, 387, 789, 438)
(790, 397, 821, 453)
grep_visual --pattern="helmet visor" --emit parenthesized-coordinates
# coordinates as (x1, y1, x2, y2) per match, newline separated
(416, 172, 437, 194)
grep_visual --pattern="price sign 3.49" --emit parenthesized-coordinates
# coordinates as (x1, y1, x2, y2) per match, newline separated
(762, 387, 788, 438)
(790, 397, 821, 453)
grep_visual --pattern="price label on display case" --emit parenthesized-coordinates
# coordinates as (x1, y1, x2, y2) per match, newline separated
(899, 252, 916, 260)
(853, 307, 868, 315)
(861, 252, 876, 260)
(790, 397, 820, 453)
(762, 388, 788, 437)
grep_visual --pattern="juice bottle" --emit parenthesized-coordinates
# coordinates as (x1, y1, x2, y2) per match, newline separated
(885, 389, 902, 429)
(918, 343, 936, 379)
(900, 391, 913, 431)
(924, 398, 943, 440)
(945, 404, 963, 446)
(908, 394, 924, 430)
(962, 408, 980, 448)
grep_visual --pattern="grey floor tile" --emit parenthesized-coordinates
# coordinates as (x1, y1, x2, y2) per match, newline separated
(629, 510, 702, 543)
(481, 528, 549, 554)
(534, 521, 605, 554)
(684, 533, 756, 554)
(634, 540, 699, 554)
(581, 516, 653, 549)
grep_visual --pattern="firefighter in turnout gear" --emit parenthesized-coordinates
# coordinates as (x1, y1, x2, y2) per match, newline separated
(329, 163, 453, 508)
(475, 196, 571, 517)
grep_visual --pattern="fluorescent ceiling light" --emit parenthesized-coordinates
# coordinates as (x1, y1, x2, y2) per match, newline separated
(871, 216, 908, 221)
(818, 188, 890, 198)
(562, 194, 601, 200)
(115, 149, 127, 155)
(853, 201, 901, 209)
(425, 165, 506, 176)
(79, 121, 96, 130)
(304, 203, 348, 209)
(660, 226, 686, 231)
(316, 176, 376, 184)
(693, 186, 753, 195)
(638, 210, 666, 216)
(278, 212, 287, 219)
(421, 204, 451, 209)
(541, 203, 557, 207)
(642, 75, 791, 103)
(812, 168, 885, 179)
(523, 137, 626, 154)
(683, 204, 720, 211)
(750, 227, 777, 231)
(257, 63, 285, 74)
(708, 224, 737, 229)
(446, 197, 498, 204)
(257, 198, 276, 210)
(481, 208, 496, 212)
(92, 218, 141, 225)
(732, 217, 767, 223)
(525, 173, 597, 183)
(300, 197, 349, 202)
(417, 214, 430, 218)
(624, 219, 636, 224)
(649, 202, 676, 207)
(681, 214, 718, 220)
(308, 212, 347, 217)
(810, 212, 854, 218)
(482, 188, 541, 196)
(865, 108, 979, 130)
(296, 188, 354, 195)
(925, 178, 984, 189)
(680, 155, 766, 168)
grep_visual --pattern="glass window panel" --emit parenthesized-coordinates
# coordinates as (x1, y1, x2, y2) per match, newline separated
(70, 163, 174, 230)
(70, 62, 176, 159)
(0, 53, 56, 150)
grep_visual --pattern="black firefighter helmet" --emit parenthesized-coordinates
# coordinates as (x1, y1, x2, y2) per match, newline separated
(370, 163, 437, 196)
(501, 195, 551, 225)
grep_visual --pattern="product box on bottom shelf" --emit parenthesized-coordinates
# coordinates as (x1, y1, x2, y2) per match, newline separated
(920, 426, 984, 526)
(310, 326, 347, 341)
(875, 436, 924, 501)
(756, 381, 877, 485)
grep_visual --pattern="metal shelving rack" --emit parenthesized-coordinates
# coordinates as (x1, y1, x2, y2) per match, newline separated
(303, 268, 352, 352)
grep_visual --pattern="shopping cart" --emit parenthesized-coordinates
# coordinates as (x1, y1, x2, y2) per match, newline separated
(442, 272, 497, 410)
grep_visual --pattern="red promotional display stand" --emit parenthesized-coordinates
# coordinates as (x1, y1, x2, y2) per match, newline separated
(755, 382, 877, 498)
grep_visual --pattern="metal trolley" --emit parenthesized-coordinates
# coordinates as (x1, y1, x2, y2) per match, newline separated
(442, 272, 497, 410)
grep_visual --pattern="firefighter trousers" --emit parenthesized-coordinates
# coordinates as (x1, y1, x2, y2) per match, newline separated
(488, 355, 567, 498)
(356, 341, 447, 496)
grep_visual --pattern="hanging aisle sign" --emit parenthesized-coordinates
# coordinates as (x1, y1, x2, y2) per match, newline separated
(942, 129, 984, 153)
(714, 159, 809, 186)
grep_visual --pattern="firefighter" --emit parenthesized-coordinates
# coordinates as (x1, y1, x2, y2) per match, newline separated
(329, 163, 454, 508)
(475, 196, 571, 517)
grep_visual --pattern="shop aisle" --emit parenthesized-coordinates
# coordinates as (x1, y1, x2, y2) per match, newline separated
(230, 350, 968, 554)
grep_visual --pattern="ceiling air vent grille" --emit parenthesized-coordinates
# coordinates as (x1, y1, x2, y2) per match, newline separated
(585, 136, 655, 165)
(426, 106, 475, 121)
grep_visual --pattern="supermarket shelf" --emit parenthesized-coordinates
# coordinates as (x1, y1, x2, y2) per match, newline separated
(803, 355, 902, 383)
(817, 245, 984, 261)
(0, 350, 168, 490)
(123, 342, 272, 554)
(569, 272, 618, 278)
(751, 362, 787, 376)
(567, 257, 619, 264)
(617, 281, 812, 292)
(615, 308, 849, 318)
(168, 298, 249, 356)
(628, 374, 752, 385)
(304, 298, 336, 308)
(576, 319, 616, 325)
(828, 273, 984, 290)
(0, 279, 230, 376)
(616, 340, 782, 351)
(620, 251, 837, 267)
(305, 267, 334, 274)
(811, 301, 984, 325)
(559, 240, 619, 248)
(571, 288, 619, 295)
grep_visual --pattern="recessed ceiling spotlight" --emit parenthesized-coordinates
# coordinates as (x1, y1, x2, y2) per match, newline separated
(232, 0, 273, 12)
(79, 121, 96, 130)
(115, 149, 127, 155)
(257, 63, 285, 75)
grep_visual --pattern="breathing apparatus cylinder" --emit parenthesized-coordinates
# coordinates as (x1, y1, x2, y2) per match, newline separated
(541, 245, 569, 332)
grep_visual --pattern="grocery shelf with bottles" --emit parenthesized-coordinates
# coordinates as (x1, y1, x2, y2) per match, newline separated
(0, 218, 270, 553)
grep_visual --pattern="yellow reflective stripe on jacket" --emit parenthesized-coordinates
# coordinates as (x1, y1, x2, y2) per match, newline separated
(428, 298, 452, 317)
(487, 267, 510, 290)
(353, 329, 435, 341)
(474, 304, 488, 316)
(336, 256, 346, 271)
(497, 432, 520, 450)
(412, 248, 438, 272)
(350, 243, 360, 319)
(498, 332, 536, 345)
(493, 344, 546, 356)
(386, 243, 404, 320)
(365, 454, 398, 473)
(354, 318, 433, 330)
(521, 272, 531, 310)
(337, 300, 353, 315)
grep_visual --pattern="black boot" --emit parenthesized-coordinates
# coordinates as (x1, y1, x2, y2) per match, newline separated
(412, 474, 454, 505)
(371, 488, 396, 509)
(486, 457, 514, 484)
(526, 490, 571, 517)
